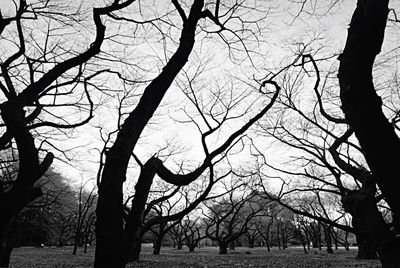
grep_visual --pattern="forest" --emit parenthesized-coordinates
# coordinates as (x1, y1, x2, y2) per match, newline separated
(0, 0, 400, 267)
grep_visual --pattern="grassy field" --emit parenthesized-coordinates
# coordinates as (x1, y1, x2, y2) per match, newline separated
(9, 245, 381, 267)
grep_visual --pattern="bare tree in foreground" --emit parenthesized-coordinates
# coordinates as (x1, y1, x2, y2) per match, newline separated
(0, 0, 130, 265)
(337, 1, 400, 266)
(93, 1, 279, 267)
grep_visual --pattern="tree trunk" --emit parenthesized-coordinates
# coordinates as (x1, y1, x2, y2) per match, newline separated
(312, 235, 318, 249)
(344, 231, 350, 251)
(248, 238, 254, 248)
(94, 2, 204, 267)
(276, 227, 281, 250)
(338, 0, 400, 263)
(72, 232, 80, 255)
(299, 231, 307, 254)
(282, 230, 287, 250)
(130, 241, 141, 262)
(219, 244, 228, 254)
(0, 104, 53, 268)
(188, 245, 196, 252)
(302, 242, 307, 254)
(153, 238, 162, 255)
(343, 191, 399, 266)
(0, 236, 12, 268)
(356, 234, 378, 260)
(83, 227, 90, 254)
(317, 227, 322, 251)
(72, 243, 78, 255)
(229, 241, 235, 250)
(338, 0, 400, 234)
(323, 225, 333, 254)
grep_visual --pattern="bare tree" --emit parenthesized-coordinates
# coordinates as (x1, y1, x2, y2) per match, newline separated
(251, 43, 399, 261)
(170, 221, 186, 251)
(0, 1, 135, 265)
(337, 2, 400, 266)
(181, 215, 206, 252)
(203, 181, 265, 254)
(93, 1, 279, 266)
(72, 182, 97, 255)
(145, 194, 183, 255)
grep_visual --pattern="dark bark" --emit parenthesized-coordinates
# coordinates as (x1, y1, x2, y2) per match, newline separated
(72, 237, 79, 255)
(344, 232, 350, 251)
(246, 234, 255, 248)
(0, 2, 115, 266)
(183, 222, 204, 252)
(130, 241, 141, 262)
(229, 241, 235, 250)
(0, 103, 54, 268)
(248, 242, 254, 248)
(338, 0, 400, 234)
(153, 238, 162, 255)
(94, 2, 205, 267)
(151, 221, 176, 255)
(296, 229, 308, 254)
(219, 244, 228, 254)
(342, 191, 397, 265)
(84, 241, 88, 254)
(356, 233, 378, 260)
(323, 224, 333, 254)
(0, 235, 12, 268)
(265, 239, 270, 252)
(281, 227, 288, 249)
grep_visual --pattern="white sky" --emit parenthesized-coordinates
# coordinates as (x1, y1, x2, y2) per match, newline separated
(1, 0, 399, 195)
(58, 0, 356, 190)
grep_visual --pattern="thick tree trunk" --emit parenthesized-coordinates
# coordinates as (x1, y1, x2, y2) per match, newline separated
(0, 103, 53, 268)
(188, 245, 196, 252)
(219, 244, 228, 254)
(338, 0, 400, 233)
(343, 191, 397, 265)
(356, 234, 378, 260)
(153, 238, 162, 255)
(129, 241, 141, 262)
(0, 236, 12, 268)
(94, 2, 204, 267)
(94, 159, 129, 267)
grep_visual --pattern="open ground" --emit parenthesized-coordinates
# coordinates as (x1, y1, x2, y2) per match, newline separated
(9, 246, 381, 268)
